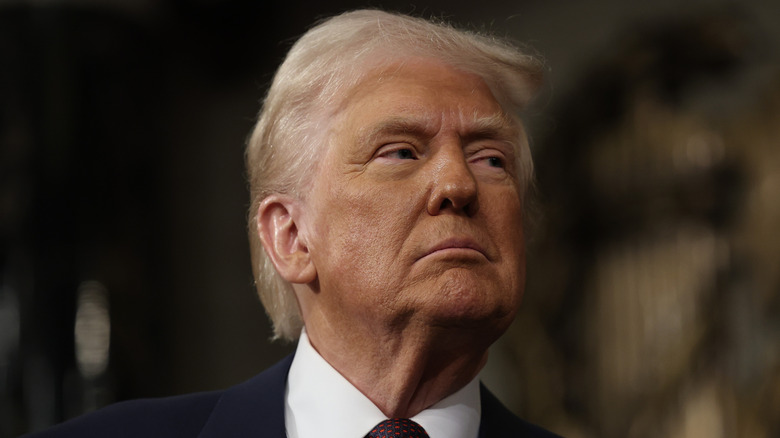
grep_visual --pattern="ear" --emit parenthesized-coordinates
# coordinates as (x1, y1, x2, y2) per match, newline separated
(256, 195, 317, 284)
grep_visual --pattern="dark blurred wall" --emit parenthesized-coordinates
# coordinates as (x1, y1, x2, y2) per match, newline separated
(1, 1, 779, 437)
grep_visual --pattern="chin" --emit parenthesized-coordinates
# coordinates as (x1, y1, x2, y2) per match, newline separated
(421, 268, 520, 334)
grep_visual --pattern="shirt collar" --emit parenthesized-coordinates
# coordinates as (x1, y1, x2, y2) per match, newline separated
(285, 330, 481, 438)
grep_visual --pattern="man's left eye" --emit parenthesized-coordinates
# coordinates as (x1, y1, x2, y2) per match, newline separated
(486, 156, 504, 168)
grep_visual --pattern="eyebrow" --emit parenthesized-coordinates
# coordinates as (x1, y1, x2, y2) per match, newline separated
(461, 112, 519, 143)
(357, 116, 438, 147)
(358, 111, 519, 147)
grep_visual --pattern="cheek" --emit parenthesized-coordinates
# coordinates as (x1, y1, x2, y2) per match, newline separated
(485, 190, 526, 283)
(312, 182, 419, 294)
(485, 189, 524, 242)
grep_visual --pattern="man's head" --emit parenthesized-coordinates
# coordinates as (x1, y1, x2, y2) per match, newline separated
(246, 9, 543, 341)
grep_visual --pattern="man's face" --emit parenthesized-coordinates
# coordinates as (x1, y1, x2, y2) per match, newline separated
(300, 59, 526, 338)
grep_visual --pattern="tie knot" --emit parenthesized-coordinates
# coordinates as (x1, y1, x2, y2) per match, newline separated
(365, 418, 430, 438)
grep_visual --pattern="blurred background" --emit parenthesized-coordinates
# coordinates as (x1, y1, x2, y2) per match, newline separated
(1, 0, 778, 437)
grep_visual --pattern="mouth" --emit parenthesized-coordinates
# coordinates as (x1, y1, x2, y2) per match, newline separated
(418, 237, 489, 262)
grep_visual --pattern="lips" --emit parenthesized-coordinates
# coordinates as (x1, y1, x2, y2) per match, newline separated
(418, 237, 489, 261)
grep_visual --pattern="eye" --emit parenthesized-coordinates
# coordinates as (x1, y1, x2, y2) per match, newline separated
(486, 156, 505, 168)
(470, 152, 506, 170)
(389, 148, 417, 160)
(377, 145, 418, 161)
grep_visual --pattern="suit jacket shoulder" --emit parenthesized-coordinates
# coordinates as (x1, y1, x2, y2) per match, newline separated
(22, 355, 293, 438)
(21, 391, 221, 438)
(478, 384, 563, 438)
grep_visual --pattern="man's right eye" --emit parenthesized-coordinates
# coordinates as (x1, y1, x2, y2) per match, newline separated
(378, 146, 418, 160)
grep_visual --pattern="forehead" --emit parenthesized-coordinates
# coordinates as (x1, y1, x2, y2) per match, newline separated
(331, 59, 519, 140)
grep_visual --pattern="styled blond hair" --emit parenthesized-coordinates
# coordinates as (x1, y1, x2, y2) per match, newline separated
(246, 9, 544, 341)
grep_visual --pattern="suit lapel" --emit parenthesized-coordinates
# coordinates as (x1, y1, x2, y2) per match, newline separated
(478, 383, 505, 438)
(478, 383, 562, 438)
(198, 354, 294, 438)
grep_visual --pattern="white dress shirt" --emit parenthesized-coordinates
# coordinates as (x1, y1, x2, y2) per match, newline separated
(285, 330, 481, 438)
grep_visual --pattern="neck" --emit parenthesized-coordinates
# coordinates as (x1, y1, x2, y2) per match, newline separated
(305, 320, 491, 418)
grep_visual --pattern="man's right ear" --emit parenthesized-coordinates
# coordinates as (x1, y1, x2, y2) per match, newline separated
(256, 195, 317, 284)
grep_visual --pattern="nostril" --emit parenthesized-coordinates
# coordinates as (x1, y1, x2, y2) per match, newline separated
(439, 199, 454, 211)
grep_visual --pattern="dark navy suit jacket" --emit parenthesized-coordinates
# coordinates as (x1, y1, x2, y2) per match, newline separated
(22, 355, 561, 438)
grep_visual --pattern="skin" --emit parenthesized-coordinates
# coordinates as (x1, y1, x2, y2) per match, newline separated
(260, 59, 527, 418)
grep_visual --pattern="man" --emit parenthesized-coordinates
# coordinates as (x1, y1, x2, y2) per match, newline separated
(25, 9, 560, 438)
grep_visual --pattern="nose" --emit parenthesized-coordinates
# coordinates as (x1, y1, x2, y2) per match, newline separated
(426, 147, 478, 216)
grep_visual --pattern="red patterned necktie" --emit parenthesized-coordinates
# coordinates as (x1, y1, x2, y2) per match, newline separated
(365, 418, 430, 438)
